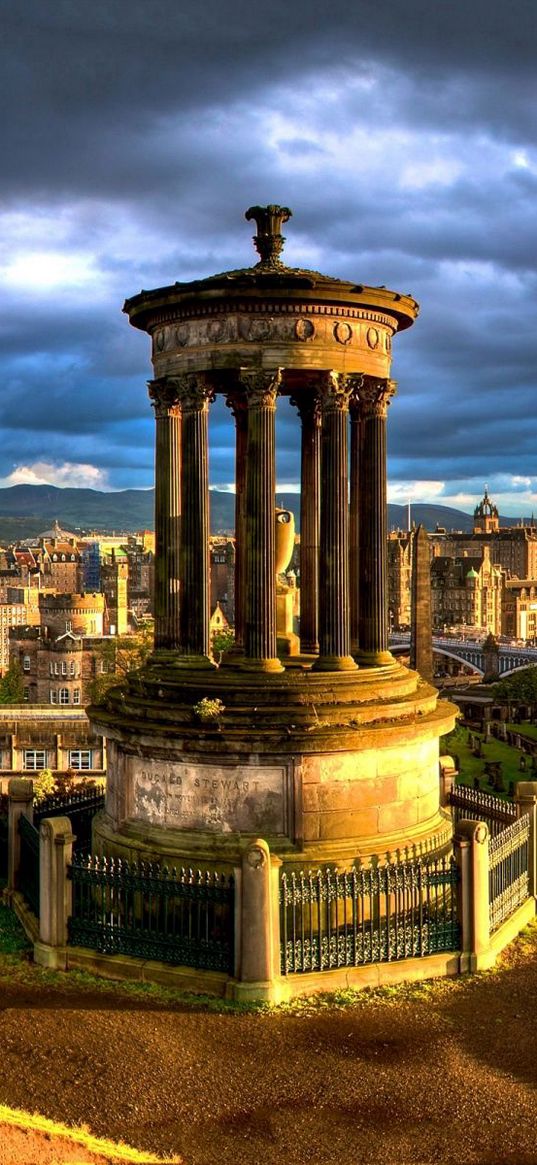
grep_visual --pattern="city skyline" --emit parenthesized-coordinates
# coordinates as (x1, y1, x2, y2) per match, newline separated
(1, 1, 537, 514)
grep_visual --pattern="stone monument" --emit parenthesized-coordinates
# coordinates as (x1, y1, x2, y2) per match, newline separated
(91, 204, 456, 873)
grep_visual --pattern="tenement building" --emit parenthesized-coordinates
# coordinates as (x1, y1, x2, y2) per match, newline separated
(431, 546, 505, 635)
(90, 202, 456, 911)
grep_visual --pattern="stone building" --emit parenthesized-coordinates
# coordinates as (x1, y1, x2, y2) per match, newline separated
(0, 706, 105, 787)
(430, 546, 505, 635)
(429, 490, 537, 578)
(387, 530, 412, 629)
(9, 592, 107, 706)
(502, 578, 537, 640)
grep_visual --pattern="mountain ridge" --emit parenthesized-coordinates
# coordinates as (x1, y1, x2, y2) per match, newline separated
(0, 484, 525, 541)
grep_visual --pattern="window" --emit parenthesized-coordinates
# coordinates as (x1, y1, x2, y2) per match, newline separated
(22, 655, 30, 672)
(49, 662, 54, 677)
(59, 688, 69, 704)
(61, 661, 67, 676)
(70, 661, 76, 676)
(65, 621, 72, 632)
(24, 749, 47, 770)
(50, 691, 57, 704)
(73, 689, 81, 705)
(69, 749, 92, 770)
(23, 688, 29, 702)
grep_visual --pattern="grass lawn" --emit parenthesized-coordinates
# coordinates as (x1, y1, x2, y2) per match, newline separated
(441, 725, 525, 792)
(506, 721, 537, 742)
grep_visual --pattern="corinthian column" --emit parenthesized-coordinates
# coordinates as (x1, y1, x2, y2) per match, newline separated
(241, 369, 283, 671)
(349, 378, 363, 657)
(290, 390, 321, 655)
(176, 374, 215, 666)
(148, 377, 181, 651)
(312, 372, 357, 672)
(356, 378, 396, 666)
(225, 387, 248, 651)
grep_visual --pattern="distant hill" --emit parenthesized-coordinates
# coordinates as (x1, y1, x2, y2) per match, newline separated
(0, 484, 524, 542)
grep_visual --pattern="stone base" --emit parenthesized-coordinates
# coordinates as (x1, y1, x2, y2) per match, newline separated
(90, 657, 457, 869)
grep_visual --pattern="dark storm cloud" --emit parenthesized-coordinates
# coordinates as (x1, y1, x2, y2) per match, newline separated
(1, 0, 537, 507)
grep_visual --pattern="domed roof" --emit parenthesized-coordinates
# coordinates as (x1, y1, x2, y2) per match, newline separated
(466, 567, 479, 579)
(124, 204, 419, 333)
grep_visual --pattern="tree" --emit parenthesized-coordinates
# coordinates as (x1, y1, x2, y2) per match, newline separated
(0, 660, 24, 704)
(492, 667, 537, 717)
(89, 625, 153, 704)
(211, 627, 235, 664)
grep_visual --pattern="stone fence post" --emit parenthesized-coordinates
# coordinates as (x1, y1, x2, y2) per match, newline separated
(454, 819, 490, 972)
(232, 838, 282, 1003)
(7, 777, 33, 893)
(34, 815, 74, 970)
(515, 781, 537, 897)
(439, 755, 457, 808)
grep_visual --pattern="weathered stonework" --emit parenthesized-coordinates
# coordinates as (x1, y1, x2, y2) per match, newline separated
(91, 205, 454, 873)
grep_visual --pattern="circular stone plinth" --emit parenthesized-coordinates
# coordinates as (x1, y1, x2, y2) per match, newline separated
(90, 658, 457, 868)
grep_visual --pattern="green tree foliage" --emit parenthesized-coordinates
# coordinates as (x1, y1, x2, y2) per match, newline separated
(211, 627, 235, 663)
(0, 660, 24, 704)
(492, 667, 537, 708)
(89, 625, 153, 704)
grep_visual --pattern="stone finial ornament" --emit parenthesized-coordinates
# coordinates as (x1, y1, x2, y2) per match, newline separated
(245, 204, 292, 268)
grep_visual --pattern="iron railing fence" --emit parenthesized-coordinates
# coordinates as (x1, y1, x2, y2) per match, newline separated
(489, 813, 530, 934)
(34, 786, 105, 854)
(18, 814, 40, 918)
(280, 857, 460, 975)
(68, 854, 235, 973)
(449, 785, 516, 838)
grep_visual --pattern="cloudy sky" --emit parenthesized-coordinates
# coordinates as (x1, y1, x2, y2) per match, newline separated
(1, 0, 537, 515)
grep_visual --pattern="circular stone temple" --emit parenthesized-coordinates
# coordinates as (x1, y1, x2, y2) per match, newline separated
(91, 204, 456, 870)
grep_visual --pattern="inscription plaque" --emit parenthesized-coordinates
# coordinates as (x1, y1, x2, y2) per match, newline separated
(129, 758, 288, 834)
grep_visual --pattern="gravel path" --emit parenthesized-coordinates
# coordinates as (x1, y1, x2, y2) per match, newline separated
(2, 932, 537, 1165)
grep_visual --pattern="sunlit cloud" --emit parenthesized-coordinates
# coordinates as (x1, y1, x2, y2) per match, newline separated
(2, 462, 110, 490)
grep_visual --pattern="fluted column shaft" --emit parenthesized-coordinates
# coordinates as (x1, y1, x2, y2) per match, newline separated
(177, 375, 214, 662)
(226, 389, 248, 649)
(291, 392, 321, 655)
(242, 370, 283, 671)
(357, 378, 396, 665)
(148, 378, 181, 651)
(313, 372, 357, 672)
(349, 384, 362, 656)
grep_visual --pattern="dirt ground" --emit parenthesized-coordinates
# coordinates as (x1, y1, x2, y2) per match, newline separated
(2, 932, 537, 1165)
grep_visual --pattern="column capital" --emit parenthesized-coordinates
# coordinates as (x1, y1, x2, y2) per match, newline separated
(175, 373, 215, 414)
(359, 377, 397, 419)
(319, 371, 353, 415)
(289, 391, 322, 427)
(348, 374, 365, 416)
(147, 377, 182, 418)
(225, 386, 248, 423)
(239, 368, 282, 410)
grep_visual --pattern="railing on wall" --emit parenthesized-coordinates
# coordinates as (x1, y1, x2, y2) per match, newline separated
(280, 857, 460, 975)
(18, 814, 40, 918)
(68, 854, 235, 973)
(489, 814, 530, 934)
(449, 785, 516, 838)
(34, 786, 105, 854)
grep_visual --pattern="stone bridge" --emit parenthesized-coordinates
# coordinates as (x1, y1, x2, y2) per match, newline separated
(389, 634, 537, 678)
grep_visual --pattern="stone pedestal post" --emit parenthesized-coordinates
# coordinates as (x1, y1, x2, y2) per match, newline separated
(439, 755, 458, 807)
(34, 815, 74, 970)
(226, 387, 248, 652)
(231, 839, 282, 1002)
(7, 777, 33, 892)
(313, 372, 357, 671)
(241, 370, 283, 671)
(454, 819, 490, 971)
(148, 378, 181, 651)
(291, 392, 321, 655)
(515, 781, 537, 896)
(356, 378, 396, 666)
(177, 374, 215, 666)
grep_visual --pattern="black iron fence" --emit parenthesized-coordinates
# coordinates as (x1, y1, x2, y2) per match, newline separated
(18, 814, 40, 918)
(449, 784, 516, 838)
(280, 857, 460, 975)
(489, 814, 530, 934)
(34, 786, 105, 854)
(68, 854, 235, 973)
